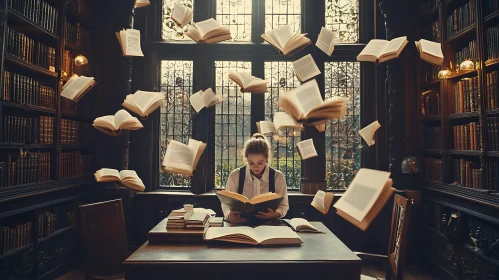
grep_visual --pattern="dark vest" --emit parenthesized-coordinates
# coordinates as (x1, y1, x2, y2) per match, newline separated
(237, 166, 276, 194)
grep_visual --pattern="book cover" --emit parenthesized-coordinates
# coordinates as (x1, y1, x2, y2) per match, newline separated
(216, 192, 283, 217)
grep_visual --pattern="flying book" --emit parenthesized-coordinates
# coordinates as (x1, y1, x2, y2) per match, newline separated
(122, 90, 165, 118)
(93, 109, 143, 135)
(162, 139, 206, 176)
(292, 54, 321, 82)
(204, 225, 303, 246)
(171, 3, 193, 28)
(61, 75, 96, 101)
(296, 139, 318, 160)
(185, 18, 232, 44)
(415, 39, 444, 65)
(189, 88, 223, 113)
(94, 168, 145, 191)
(256, 112, 304, 135)
(334, 168, 395, 231)
(311, 190, 335, 214)
(228, 71, 269, 93)
(316, 27, 341, 56)
(134, 0, 150, 8)
(115, 29, 144, 57)
(216, 190, 283, 218)
(277, 79, 348, 125)
(261, 25, 312, 56)
(358, 120, 381, 146)
(357, 36, 408, 64)
(281, 218, 323, 233)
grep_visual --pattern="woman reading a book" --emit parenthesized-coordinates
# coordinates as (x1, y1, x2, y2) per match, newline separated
(221, 133, 289, 223)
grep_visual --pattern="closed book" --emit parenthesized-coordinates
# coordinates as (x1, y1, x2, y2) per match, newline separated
(149, 218, 206, 244)
(216, 190, 283, 217)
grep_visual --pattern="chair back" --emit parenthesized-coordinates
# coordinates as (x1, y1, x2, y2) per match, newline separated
(79, 199, 129, 278)
(387, 194, 413, 280)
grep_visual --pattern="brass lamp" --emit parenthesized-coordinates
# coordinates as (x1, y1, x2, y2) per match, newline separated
(438, 69, 451, 80)
(459, 59, 475, 71)
(74, 54, 88, 66)
(401, 157, 421, 174)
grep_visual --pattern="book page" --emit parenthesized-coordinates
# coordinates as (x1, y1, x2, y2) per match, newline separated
(311, 190, 326, 210)
(237, 72, 256, 88)
(358, 120, 381, 146)
(114, 109, 134, 127)
(273, 112, 303, 131)
(201, 88, 216, 107)
(162, 140, 195, 171)
(62, 75, 79, 91)
(316, 27, 340, 56)
(204, 227, 258, 244)
(194, 18, 222, 38)
(311, 190, 334, 214)
(127, 90, 158, 114)
(294, 79, 323, 116)
(189, 90, 205, 113)
(257, 120, 277, 135)
(119, 170, 138, 181)
(253, 226, 302, 245)
(272, 25, 294, 49)
(382, 36, 407, 56)
(93, 115, 117, 130)
(97, 168, 120, 178)
(420, 39, 443, 58)
(292, 54, 321, 82)
(289, 218, 319, 232)
(296, 139, 318, 160)
(357, 39, 388, 60)
(124, 29, 144, 56)
(61, 76, 95, 100)
(171, 3, 187, 24)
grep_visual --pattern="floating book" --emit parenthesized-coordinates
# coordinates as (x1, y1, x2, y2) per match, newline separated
(261, 25, 312, 56)
(358, 120, 381, 146)
(228, 71, 269, 93)
(61, 75, 96, 101)
(256, 112, 304, 135)
(93, 109, 143, 135)
(185, 18, 232, 44)
(171, 3, 193, 28)
(162, 139, 206, 176)
(316, 27, 341, 56)
(296, 139, 318, 160)
(122, 90, 165, 118)
(189, 88, 223, 113)
(281, 218, 323, 233)
(216, 190, 283, 218)
(204, 225, 303, 246)
(334, 168, 394, 231)
(357, 36, 408, 64)
(278, 79, 348, 125)
(292, 54, 321, 82)
(94, 168, 145, 191)
(311, 190, 335, 215)
(134, 0, 150, 8)
(415, 39, 444, 65)
(115, 29, 144, 57)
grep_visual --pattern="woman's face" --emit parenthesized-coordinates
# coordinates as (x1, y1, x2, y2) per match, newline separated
(246, 154, 267, 175)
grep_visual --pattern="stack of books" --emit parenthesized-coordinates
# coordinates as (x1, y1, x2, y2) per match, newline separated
(166, 208, 194, 229)
(185, 213, 211, 230)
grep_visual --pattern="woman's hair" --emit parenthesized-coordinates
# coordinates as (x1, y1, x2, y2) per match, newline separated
(242, 133, 273, 163)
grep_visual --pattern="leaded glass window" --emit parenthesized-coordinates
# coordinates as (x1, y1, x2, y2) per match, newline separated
(216, 0, 252, 41)
(162, 0, 194, 41)
(325, 0, 359, 43)
(265, 0, 301, 34)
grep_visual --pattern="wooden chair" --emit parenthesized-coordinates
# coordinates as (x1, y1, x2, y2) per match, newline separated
(356, 194, 414, 280)
(79, 199, 129, 280)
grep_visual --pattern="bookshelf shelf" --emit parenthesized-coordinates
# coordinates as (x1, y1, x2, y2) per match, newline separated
(447, 23, 476, 43)
(61, 144, 89, 149)
(485, 58, 499, 67)
(423, 149, 444, 156)
(0, 143, 54, 149)
(448, 150, 483, 156)
(488, 151, 499, 158)
(7, 9, 59, 40)
(0, 243, 34, 261)
(0, 101, 56, 114)
(484, 10, 499, 24)
(486, 109, 499, 116)
(461, 244, 499, 266)
(5, 55, 58, 78)
(425, 181, 499, 207)
(38, 225, 76, 244)
(446, 69, 477, 80)
(448, 111, 479, 120)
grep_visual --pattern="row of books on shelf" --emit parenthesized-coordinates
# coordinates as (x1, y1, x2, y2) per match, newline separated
(487, 117, 499, 151)
(421, 89, 440, 118)
(37, 211, 56, 239)
(486, 71, 498, 110)
(6, 0, 59, 34)
(486, 25, 499, 63)
(58, 152, 91, 180)
(453, 122, 481, 151)
(2, 115, 54, 144)
(421, 62, 440, 83)
(0, 221, 32, 255)
(64, 22, 91, 47)
(60, 119, 89, 145)
(2, 70, 56, 109)
(0, 152, 50, 188)
(446, 0, 476, 39)
(452, 159, 481, 189)
(485, 0, 499, 17)
(6, 27, 56, 72)
(453, 76, 480, 114)
(424, 158, 442, 182)
(455, 40, 477, 69)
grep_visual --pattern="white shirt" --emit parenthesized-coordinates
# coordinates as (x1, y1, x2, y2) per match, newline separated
(221, 164, 289, 219)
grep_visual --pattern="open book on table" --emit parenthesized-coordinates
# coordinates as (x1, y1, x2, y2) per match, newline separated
(115, 29, 144, 57)
(204, 225, 302, 246)
(278, 79, 348, 125)
(171, 3, 193, 28)
(256, 112, 304, 135)
(415, 39, 444, 65)
(261, 25, 312, 56)
(189, 88, 223, 113)
(93, 109, 143, 135)
(292, 54, 321, 82)
(228, 71, 269, 93)
(333, 168, 394, 231)
(185, 18, 232, 44)
(358, 120, 381, 146)
(296, 139, 318, 160)
(94, 168, 145, 191)
(311, 190, 335, 215)
(61, 75, 96, 101)
(357, 36, 408, 64)
(122, 90, 165, 118)
(281, 218, 323, 233)
(162, 139, 206, 176)
(316, 27, 341, 56)
(216, 190, 283, 217)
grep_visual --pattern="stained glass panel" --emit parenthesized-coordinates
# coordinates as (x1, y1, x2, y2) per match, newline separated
(216, 0, 252, 41)
(162, 0, 194, 41)
(325, 0, 359, 43)
(265, 0, 301, 34)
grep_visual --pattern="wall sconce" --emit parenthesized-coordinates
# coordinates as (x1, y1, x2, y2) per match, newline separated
(459, 59, 475, 71)
(74, 54, 88, 66)
(134, 0, 150, 8)
(438, 69, 451, 80)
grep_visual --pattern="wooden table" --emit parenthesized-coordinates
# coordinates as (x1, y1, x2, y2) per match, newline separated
(124, 222, 362, 280)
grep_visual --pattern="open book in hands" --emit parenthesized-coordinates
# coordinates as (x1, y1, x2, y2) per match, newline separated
(415, 39, 444, 65)
(122, 90, 165, 118)
(189, 88, 223, 113)
(261, 25, 312, 56)
(185, 18, 232, 44)
(292, 54, 321, 82)
(357, 36, 408, 64)
(61, 75, 96, 101)
(316, 27, 341, 56)
(171, 3, 193, 28)
(216, 190, 283, 217)
(228, 71, 269, 93)
(204, 225, 302, 245)
(162, 139, 206, 176)
(94, 168, 145, 191)
(256, 112, 304, 135)
(93, 109, 143, 135)
(311, 190, 334, 214)
(282, 218, 323, 233)
(115, 29, 144, 57)
(296, 139, 318, 160)
(278, 79, 348, 125)
(358, 120, 381, 146)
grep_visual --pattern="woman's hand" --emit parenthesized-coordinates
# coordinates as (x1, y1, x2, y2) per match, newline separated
(254, 208, 281, 220)
(227, 210, 247, 223)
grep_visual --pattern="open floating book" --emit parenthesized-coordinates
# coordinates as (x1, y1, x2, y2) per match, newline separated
(134, 0, 150, 8)
(93, 109, 143, 135)
(296, 139, 318, 160)
(61, 75, 96, 101)
(334, 168, 394, 231)
(216, 190, 283, 217)
(122, 90, 165, 118)
(204, 225, 303, 246)
(162, 139, 206, 176)
(311, 190, 335, 215)
(316, 27, 341, 56)
(415, 39, 444, 65)
(292, 54, 321, 82)
(115, 29, 144, 57)
(282, 218, 323, 233)
(228, 71, 269, 93)
(94, 168, 145, 191)
(185, 18, 232, 44)
(171, 3, 193, 28)
(357, 36, 408, 64)
(189, 88, 223, 113)
(256, 112, 304, 135)
(261, 25, 312, 56)
(358, 120, 381, 146)
(278, 79, 348, 125)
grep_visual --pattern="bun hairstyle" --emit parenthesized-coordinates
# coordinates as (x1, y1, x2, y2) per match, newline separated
(242, 133, 273, 163)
